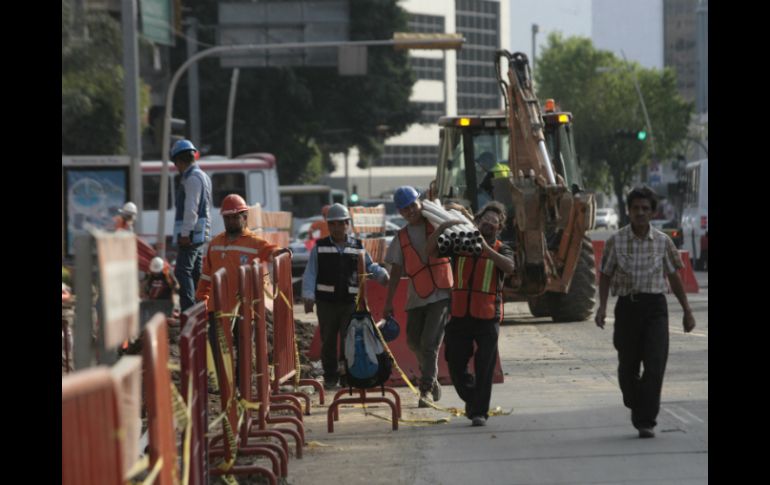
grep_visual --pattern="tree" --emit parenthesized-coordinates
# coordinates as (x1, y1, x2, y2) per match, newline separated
(170, 0, 419, 184)
(535, 33, 693, 223)
(61, 0, 150, 155)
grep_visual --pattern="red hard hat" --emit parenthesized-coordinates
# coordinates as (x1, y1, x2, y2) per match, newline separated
(220, 194, 249, 215)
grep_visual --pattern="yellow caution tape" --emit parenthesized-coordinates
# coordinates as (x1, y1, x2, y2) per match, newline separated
(167, 361, 181, 372)
(124, 455, 149, 481)
(306, 440, 332, 448)
(140, 457, 163, 485)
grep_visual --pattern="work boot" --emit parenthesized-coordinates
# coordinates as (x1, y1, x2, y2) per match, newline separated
(418, 391, 433, 408)
(637, 427, 655, 438)
(471, 416, 487, 427)
(431, 381, 442, 402)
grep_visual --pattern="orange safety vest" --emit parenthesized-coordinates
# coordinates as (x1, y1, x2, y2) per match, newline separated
(398, 223, 453, 298)
(451, 240, 503, 320)
(195, 229, 277, 312)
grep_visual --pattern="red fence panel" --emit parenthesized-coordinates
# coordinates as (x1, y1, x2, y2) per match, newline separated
(143, 313, 180, 485)
(62, 367, 124, 485)
(180, 302, 210, 485)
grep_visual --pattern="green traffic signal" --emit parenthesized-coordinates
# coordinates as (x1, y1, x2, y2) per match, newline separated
(350, 193, 359, 204)
(637, 130, 647, 141)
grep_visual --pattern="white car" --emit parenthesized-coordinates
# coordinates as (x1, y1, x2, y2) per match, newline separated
(595, 208, 619, 230)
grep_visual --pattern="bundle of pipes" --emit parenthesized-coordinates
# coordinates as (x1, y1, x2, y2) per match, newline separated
(421, 199, 483, 256)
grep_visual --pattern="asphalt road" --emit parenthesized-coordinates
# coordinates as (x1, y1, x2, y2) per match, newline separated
(272, 270, 708, 485)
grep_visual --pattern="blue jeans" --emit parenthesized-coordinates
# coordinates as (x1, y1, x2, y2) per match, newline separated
(175, 243, 204, 312)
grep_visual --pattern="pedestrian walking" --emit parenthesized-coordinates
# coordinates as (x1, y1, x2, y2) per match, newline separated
(595, 186, 696, 439)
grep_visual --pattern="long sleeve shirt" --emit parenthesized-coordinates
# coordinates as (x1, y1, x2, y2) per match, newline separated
(179, 164, 212, 237)
(302, 235, 388, 301)
(195, 229, 277, 312)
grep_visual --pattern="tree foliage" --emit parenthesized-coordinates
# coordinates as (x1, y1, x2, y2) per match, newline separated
(535, 33, 693, 221)
(170, 0, 418, 184)
(61, 0, 150, 155)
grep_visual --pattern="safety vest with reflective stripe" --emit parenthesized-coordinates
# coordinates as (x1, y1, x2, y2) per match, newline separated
(451, 240, 503, 320)
(195, 229, 277, 312)
(315, 237, 363, 303)
(398, 223, 453, 298)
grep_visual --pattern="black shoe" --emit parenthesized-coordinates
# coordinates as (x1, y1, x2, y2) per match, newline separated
(471, 416, 487, 427)
(638, 427, 655, 438)
(418, 392, 433, 408)
(323, 380, 339, 391)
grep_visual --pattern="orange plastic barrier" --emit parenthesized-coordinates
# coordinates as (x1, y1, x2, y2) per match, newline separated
(592, 240, 605, 284)
(62, 368, 124, 485)
(307, 278, 504, 386)
(677, 250, 700, 293)
(270, 253, 320, 413)
(143, 314, 180, 485)
(179, 302, 210, 485)
(209, 268, 278, 484)
(362, 237, 388, 264)
(239, 263, 303, 461)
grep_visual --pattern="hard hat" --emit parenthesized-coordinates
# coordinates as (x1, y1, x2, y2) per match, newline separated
(149, 257, 165, 273)
(326, 203, 350, 221)
(170, 139, 198, 159)
(394, 186, 420, 209)
(378, 316, 400, 342)
(120, 202, 137, 216)
(220, 194, 249, 215)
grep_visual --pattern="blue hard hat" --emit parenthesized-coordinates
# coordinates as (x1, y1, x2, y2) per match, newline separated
(379, 316, 400, 342)
(170, 139, 198, 159)
(394, 186, 420, 209)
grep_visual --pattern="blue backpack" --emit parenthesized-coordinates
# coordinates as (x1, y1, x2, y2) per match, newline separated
(344, 312, 393, 389)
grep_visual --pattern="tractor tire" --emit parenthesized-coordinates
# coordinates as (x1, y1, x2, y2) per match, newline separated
(527, 295, 551, 318)
(545, 236, 597, 322)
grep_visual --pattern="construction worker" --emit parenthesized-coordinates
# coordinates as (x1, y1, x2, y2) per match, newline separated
(383, 186, 453, 407)
(195, 194, 285, 387)
(476, 151, 511, 206)
(171, 139, 212, 312)
(595, 186, 696, 439)
(113, 202, 137, 232)
(195, 193, 283, 312)
(142, 256, 179, 301)
(427, 201, 515, 426)
(302, 203, 389, 390)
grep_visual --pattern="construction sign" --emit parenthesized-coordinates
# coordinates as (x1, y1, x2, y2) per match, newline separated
(94, 230, 139, 348)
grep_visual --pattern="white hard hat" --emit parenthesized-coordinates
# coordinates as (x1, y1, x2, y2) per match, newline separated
(326, 203, 351, 221)
(149, 257, 165, 273)
(120, 202, 138, 217)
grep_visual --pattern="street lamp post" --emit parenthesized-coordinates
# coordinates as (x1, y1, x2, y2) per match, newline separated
(155, 34, 465, 257)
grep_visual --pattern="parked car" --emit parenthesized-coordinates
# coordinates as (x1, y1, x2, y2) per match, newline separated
(650, 219, 684, 249)
(595, 208, 619, 230)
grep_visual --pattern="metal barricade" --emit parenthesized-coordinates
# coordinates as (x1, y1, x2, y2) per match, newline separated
(180, 302, 210, 485)
(142, 314, 180, 485)
(62, 367, 124, 485)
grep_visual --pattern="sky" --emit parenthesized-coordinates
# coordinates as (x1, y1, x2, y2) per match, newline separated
(508, 0, 592, 61)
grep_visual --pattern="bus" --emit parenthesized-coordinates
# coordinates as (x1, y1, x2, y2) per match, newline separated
(279, 185, 347, 235)
(139, 153, 281, 245)
(680, 159, 708, 270)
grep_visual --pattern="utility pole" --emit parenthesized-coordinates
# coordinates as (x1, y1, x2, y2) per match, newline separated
(531, 24, 539, 74)
(621, 50, 656, 162)
(185, 18, 201, 147)
(121, 0, 143, 224)
(225, 68, 241, 159)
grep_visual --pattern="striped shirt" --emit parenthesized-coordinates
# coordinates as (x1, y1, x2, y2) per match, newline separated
(600, 224, 684, 296)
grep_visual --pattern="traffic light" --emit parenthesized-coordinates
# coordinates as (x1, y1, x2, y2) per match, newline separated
(614, 129, 647, 141)
(350, 185, 359, 204)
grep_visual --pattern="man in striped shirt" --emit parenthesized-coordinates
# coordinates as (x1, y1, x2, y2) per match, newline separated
(595, 186, 696, 439)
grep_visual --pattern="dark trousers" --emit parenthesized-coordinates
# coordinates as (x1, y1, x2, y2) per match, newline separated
(444, 317, 500, 419)
(175, 243, 204, 312)
(317, 299, 355, 384)
(613, 294, 669, 429)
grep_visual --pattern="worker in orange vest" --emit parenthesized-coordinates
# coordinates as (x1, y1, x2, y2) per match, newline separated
(426, 201, 515, 427)
(196, 194, 287, 386)
(142, 256, 179, 301)
(383, 186, 453, 407)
